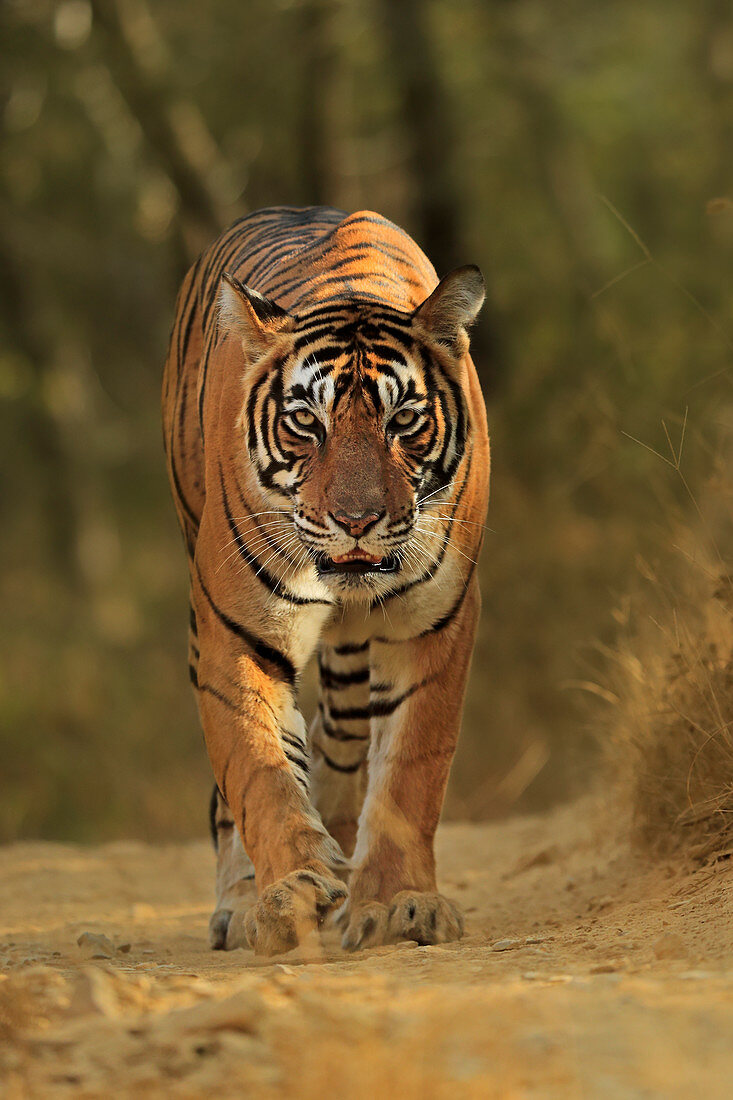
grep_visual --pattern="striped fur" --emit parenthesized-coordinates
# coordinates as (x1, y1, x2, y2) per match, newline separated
(162, 207, 490, 954)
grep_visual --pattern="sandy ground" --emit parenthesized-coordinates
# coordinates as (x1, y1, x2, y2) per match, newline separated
(1, 800, 732, 1099)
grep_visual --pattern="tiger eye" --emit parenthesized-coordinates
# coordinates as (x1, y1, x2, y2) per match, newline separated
(293, 409, 316, 427)
(394, 408, 418, 427)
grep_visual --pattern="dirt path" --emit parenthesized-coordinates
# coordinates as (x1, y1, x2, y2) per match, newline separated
(1, 800, 732, 1098)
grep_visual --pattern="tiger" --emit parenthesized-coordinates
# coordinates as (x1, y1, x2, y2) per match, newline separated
(162, 206, 490, 955)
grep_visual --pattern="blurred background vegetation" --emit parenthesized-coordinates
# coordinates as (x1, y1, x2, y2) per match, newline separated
(2, 0, 733, 841)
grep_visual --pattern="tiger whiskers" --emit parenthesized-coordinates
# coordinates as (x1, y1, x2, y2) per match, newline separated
(216, 522, 294, 562)
(422, 506, 495, 534)
(215, 522, 297, 574)
(400, 533, 450, 596)
(415, 482, 452, 507)
(415, 524, 479, 569)
(252, 535, 304, 581)
(216, 516, 295, 554)
(230, 532, 303, 584)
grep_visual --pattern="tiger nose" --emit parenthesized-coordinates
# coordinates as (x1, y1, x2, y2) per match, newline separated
(330, 509, 383, 537)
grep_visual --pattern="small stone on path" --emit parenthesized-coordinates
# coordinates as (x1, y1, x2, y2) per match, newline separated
(76, 932, 115, 959)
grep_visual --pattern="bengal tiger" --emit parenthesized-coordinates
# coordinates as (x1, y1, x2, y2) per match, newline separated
(162, 206, 490, 955)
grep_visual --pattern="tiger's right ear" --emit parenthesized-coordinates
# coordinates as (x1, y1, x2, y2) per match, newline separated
(218, 273, 294, 360)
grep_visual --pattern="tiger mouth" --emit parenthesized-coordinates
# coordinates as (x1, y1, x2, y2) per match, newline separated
(317, 551, 400, 576)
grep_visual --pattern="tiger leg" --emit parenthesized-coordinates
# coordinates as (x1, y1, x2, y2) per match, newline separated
(309, 644, 370, 858)
(342, 579, 481, 950)
(195, 587, 347, 956)
(207, 786, 256, 949)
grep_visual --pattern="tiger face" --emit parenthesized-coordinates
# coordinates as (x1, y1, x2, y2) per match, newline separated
(219, 267, 485, 597)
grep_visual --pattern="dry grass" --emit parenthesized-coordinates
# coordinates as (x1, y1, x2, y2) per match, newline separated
(596, 398, 733, 859)
(603, 548, 733, 858)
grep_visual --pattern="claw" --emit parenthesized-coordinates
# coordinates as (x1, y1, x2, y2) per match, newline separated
(341, 901, 390, 951)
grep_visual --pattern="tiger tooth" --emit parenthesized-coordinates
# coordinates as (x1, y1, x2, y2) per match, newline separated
(331, 551, 383, 565)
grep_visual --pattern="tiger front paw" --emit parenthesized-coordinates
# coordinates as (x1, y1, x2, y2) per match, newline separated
(243, 869, 348, 956)
(387, 890, 464, 945)
(342, 890, 464, 951)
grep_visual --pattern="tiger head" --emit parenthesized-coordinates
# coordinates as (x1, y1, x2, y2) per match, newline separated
(219, 268, 485, 596)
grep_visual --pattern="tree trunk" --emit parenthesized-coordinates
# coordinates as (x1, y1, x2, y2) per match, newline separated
(89, 0, 224, 243)
(294, 0, 337, 208)
(377, 0, 500, 388)
(0, 220, 81, 587)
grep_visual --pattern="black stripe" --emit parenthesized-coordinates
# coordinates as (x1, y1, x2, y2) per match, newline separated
(296, 300, 359, 319)
(197, 324, 220, 439)
(298, 290, 401, 309)
(220, 752, 232, 804)
(370, 344, 408, 365)
(329, 678, 432, 721)
(199, 682, 241, 713)
(282, 731, 309, 757)
(247, 365, 275, 463)
(293, 326, 347, 351)
(209, 783, 220, 849)
(333, 641, 369, 655)
(318, 663, 369, 688)
(327, 702, 369, 721)
(179, 296, 198, 364)
(188, 664, 199, 688)
(320, 716, 369, 742)
(196, 567, 297, 686)
(169, 441, 199, 536)
(420, 560, 478, 636)
(284, 749, 310, 773)
(321, 752, 364, 774)
(371, 678, 432, 716)
(177, 259, 201, 364)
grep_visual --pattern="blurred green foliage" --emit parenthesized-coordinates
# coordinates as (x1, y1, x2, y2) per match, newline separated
(2, 0, 732, 840)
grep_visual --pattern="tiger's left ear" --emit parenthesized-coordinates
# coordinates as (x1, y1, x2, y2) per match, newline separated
(412, 265, 485, 359)
(218, 272, 294, 361)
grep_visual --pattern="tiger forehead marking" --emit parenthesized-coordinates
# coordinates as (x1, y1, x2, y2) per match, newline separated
(286, 310, 430, 424)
